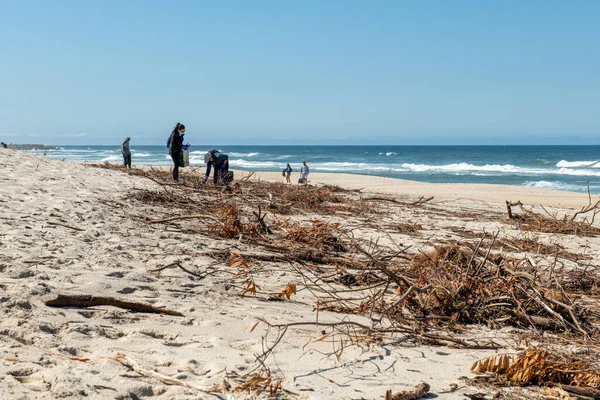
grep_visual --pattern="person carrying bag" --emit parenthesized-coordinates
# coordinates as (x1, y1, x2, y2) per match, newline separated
(167, 122, 185, 184)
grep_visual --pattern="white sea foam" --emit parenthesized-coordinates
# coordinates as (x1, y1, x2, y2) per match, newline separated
(400, 162, 525, 173)
(556, 168, 600, 177)
(228, 159, 281, 168)
(101, 155, 122, 162)
(386, 152, 396, 156)
(525, 180, 598, 192)
(133, 153, 151, 157)
(55, 149, 99, 153)
(229, 152, 260, 157)
(556, 160, 598, 167)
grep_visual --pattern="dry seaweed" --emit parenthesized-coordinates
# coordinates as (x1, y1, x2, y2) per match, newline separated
(472, 350, 600, 388)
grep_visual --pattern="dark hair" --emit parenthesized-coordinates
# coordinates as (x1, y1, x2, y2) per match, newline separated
(172, 122, 185, 134)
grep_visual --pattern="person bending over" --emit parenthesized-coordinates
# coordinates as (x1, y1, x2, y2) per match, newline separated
(204, 150, 229, 184)
(167, 123, 185, 184)
(121, 137, 131, 168)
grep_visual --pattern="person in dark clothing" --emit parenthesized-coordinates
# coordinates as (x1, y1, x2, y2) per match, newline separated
(284, 163, 292, 183)
(203, 150, 229, 184)
(167, 123, 185, 184)
(0, 142, 7, 149)
(121, 137, 131, 168)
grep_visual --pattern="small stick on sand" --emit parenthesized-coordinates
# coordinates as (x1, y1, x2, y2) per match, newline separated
(45, 294, 184, 316)
(47, 221, 85, 231)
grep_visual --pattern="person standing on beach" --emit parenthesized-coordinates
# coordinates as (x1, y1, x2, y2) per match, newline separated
(121, 137, 131, 168)
(167, 122, 185, 184)
(284, 163, 292, 184)
(300, 161, 309, 185)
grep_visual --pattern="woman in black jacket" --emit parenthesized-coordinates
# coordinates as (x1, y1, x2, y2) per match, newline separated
(167, 122, 185, 183)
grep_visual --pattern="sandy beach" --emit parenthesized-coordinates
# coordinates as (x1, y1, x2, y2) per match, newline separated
(233, 169, 594, 210)
(1, 149, 599, 400)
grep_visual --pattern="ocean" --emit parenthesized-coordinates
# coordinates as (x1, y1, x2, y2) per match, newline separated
(23, 145, 600, 194)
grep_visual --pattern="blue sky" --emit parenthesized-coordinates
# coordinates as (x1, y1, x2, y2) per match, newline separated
(1, 1, 599, 145)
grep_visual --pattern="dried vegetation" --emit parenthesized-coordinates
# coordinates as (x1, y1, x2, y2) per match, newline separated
(91, 162, 600, 397)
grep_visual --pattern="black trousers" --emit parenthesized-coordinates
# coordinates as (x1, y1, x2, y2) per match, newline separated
(123, 154, 131, 168)
(171, 153, 181, 181)
(214, 162, 230, 184)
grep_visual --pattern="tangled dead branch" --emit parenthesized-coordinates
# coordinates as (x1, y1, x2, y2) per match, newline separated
(507, 200, 600, 236)
(407, 242, 593, 334)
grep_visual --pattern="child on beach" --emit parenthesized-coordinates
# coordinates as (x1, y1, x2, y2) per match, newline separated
(299, 161, 309, 185)
(285, 163, 292, 184)
(121, 137, 131, 168)
(167, 123, 185, 184)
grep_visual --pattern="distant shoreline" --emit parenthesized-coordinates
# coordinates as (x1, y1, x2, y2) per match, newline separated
(4, 144, 60, 150)
(14, 145, 600, 196)
(122, 163, 593, 209)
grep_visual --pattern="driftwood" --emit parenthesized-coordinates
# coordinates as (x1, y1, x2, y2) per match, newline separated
(385, 382, 430, 400)
(505, 200, 523, 219)
(45, 294, 184, 316)
(560, 385, 600, 399)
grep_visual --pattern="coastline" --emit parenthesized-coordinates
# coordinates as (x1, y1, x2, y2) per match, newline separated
(232, 169, 593, 209)
(130, 162, 594, 209)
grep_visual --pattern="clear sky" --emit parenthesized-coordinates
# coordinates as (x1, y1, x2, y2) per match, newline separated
(1, 1, 599, 145)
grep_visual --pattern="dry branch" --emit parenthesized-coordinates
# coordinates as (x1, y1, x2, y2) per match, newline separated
(506, 200, 600, 236)
(47, 220, 85, 231)
(45, 294, 184, 316)
(385, 284, 432, 313)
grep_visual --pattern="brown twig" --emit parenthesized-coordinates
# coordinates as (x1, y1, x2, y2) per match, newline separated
(47, 220, 85, 231)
